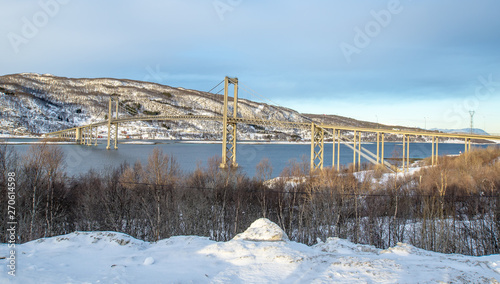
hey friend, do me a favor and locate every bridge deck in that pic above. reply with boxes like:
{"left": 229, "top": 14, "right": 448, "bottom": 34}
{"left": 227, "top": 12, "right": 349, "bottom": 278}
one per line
{"left": 45, "top": 114, "right": 500, "bottom": 141}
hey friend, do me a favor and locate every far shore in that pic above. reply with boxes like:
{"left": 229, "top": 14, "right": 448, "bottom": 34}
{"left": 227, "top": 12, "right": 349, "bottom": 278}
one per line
{"left": 1, "top": 136, "right": 498, "bottom": 146}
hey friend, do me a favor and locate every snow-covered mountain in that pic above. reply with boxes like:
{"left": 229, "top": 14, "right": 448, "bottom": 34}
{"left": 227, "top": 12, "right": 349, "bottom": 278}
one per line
{"left": 0, "top": 73, "right": 313, "bottom": 140}
{"left": 0, "top": 73, "right": 429, "bottom": 141}
{"left": 431, "top": 128, "right": 490, "bottom": 136}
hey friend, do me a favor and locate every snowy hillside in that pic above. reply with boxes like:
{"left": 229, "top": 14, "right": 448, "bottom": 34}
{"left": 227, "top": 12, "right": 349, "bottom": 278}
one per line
{"left": 0, "top": 73, "right": 431, "bottom": 142}
{"left": 0, "top": 73, "right": 309, "bottom": 140}
{"left": 1, "top": 219, "right": 499, "bottom": 283}
{"left": 431, "top": 128, "right": 490, "bottom": 136}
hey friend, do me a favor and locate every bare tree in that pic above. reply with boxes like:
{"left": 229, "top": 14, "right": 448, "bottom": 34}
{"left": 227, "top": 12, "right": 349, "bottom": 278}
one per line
{"left": 22, "top": 144, "right": 47, "bottom": 239}
{"left": 255, "top": 158, "right": 273, "bottom": 218}
{"left": 17, "top": 144, "right": 65, "bottom": 239}
{"left": 43, "top": 145, "right": 65, "bottom": 236}
{"left": 141, "top": 148, "right": 180, "bottom": 240}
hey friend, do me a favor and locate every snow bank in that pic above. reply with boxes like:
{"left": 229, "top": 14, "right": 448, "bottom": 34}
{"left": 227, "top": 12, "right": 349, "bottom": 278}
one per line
{"left": 1, "top": 220, "right": 499, "bottom": 283}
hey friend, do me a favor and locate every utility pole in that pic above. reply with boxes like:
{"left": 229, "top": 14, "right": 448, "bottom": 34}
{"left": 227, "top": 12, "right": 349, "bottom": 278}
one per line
{"left": 469, "top": 110, "right": 475, "bottom": 135}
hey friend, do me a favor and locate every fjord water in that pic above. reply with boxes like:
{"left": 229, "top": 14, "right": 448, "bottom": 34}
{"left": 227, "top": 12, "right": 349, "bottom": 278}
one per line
{"left": 5, "top": 139, "right": 492, "bottom": 178}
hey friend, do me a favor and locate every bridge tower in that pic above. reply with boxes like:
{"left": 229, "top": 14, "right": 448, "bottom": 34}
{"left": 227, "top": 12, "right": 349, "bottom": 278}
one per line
{"left": 220, "top": 77, "right": 239, "bottom": 168}
{"left": 311, "top": 123, "right": 324, "bottom": 171}
{"left": 106, "top": 94, "right": 119, "bottom": 150}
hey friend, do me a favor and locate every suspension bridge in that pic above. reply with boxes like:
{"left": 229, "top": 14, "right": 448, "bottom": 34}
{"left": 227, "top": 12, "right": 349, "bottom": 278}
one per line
{"left": 45, "top": 77, "right": 500, "bottom": 172}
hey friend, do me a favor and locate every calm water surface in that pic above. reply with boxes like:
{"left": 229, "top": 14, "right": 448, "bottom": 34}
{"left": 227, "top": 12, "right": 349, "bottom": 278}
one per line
{"left": 4, "top": 139, "right": 494, "bottom": 178}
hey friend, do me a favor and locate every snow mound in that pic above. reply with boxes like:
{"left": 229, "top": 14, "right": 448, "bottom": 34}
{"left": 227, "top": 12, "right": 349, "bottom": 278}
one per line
{"left": 2, "top": 223, "right": 500, "bottom": 283}
{"left": 27, "top": 231, "right": 145, "bottom": 250}
{"left": 143, "top": 257, "right": 155, "bottom": 265}
{"left": 315, "top": 237, "right": 379, "bottom": 255}
{"left": 232, "top": 218, "right": 289, "bottom": 242}
{"left": 380, "top": 242, "right": 433, "bottom": 257}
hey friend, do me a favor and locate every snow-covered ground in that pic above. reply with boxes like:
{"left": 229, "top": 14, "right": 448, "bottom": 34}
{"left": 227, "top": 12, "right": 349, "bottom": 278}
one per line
{"left": 1, "top": 218, "right": 499, "bottom": 283}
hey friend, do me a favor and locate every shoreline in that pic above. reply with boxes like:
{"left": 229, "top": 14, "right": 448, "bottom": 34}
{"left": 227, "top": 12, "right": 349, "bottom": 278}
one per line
{"left": 1, "top": 139, "right": 498, "bottom": 146}
{"left": 1, "top": 136, "right": 499, "bottom": 146}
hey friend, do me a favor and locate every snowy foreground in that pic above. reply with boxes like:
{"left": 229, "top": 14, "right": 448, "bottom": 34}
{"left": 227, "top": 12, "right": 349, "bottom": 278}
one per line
{"left": 1, "top": 219, "right": 500, "bottom": 283}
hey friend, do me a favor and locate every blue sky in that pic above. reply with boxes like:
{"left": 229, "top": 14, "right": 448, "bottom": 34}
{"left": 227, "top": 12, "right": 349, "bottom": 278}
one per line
{"left": 2, "top": 0, "right": 500, "bottom": 133}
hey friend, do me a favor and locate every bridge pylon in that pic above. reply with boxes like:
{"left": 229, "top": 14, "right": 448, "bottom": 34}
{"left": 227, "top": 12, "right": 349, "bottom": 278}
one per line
{"left": 311, "top": 123, "right": 324, "bottom": 171}
{"left": 220, "top": 77, "right": 239, "bottom": 169}
{"left": 106, "top": 94, "right": 119, "bottom": 150}
{"left": 75, "top": 127, "right": 82, "bottom": 143}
